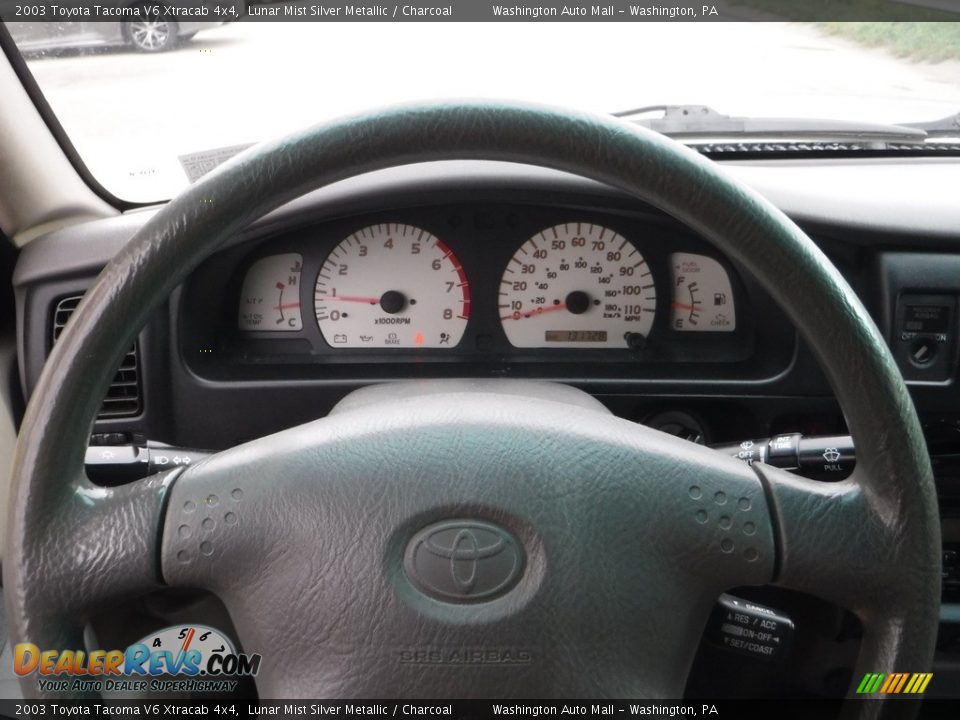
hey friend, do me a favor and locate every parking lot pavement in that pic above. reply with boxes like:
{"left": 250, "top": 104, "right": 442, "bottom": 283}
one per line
{"left": 21, "top": 20, "right": 960, "bottom": 200}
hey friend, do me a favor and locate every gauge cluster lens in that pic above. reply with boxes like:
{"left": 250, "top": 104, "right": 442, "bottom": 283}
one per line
{"left": 498, "top": 223, "right": 656, "bottom": 348}
{"left": 237, "top": 253, "right": 303, "bottom": 331}
{"left": 235, "top": 226, "right": 740, "bottom": 352}
{"left": 314, "top": 224, "right": 470, "bottom": 348}
{"left": 670, "top": 252, "right": 736, "bottom": 332}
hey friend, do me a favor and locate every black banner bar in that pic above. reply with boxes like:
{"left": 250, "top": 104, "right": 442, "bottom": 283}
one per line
{"left": 0, "top": 0, "right": 959, "bottom": 23}
{"left": 1, "top": 699, "right": 960, "bottom": 720}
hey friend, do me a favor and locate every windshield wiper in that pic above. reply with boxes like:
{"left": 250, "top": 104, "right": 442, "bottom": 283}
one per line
{"left": 902, "top": 112, "right": 960, "bottom": 139}
{"left": 614, "top": 105, "right": 943, "bottom": 145}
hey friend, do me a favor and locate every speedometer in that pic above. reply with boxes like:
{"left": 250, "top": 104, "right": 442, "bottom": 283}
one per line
{"left": 499, "top": 223, "right": 656, "bottom": 349}
{"left": 314, "top": 223, "right": 470, "bottom": 348}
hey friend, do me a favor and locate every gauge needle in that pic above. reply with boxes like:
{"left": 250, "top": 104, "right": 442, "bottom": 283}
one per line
{"left": 273, "top": 302, "right": 301, "bottom": 310}
{"left": 671, "top": 302, "right": 698, "bottom": 311}
{"left": 181, "top": 627, "right": 195, "bottom": 653}
{"left": 501, "top": 303, "right": 567, "bottom": 321}
{"left": 325, "top": 295, "right": 380, "bottom": 304}
{"left": 175, "top": 627, "right": 195, "bottom": 670}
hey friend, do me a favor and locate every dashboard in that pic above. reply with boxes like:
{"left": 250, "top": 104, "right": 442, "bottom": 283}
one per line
{"left": 10, "top": 160, "right": 903, "bottom": 452}
{"left": 10, "top": 157, "right": 960, "bottom": 698}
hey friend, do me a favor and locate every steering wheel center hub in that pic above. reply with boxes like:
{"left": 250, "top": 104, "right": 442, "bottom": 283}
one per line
{"left": 404, "top": 519, "right": 526, "bottom": 603}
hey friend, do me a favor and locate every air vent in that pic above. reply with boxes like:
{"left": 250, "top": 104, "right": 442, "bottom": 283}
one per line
{"left": 52, "top": 294, "right": 142, "bottom": 418}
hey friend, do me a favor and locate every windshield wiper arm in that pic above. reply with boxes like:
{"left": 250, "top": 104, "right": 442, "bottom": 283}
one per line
{"left": 614, "top": 105, "right": 930, "bottom": 144}
{"left": 901, "top": 111, "right": 960, "bottom": 139}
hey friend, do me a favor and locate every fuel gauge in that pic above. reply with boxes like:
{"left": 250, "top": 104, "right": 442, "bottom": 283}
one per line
{"left": 238, "top": 253, "right": 303, "bottom": 331}
{"left": 670, "top": 252, "right": 735, "bottom": 332}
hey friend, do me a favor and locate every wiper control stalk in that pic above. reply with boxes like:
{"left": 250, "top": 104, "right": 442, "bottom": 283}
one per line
{"left": 712, "top": 433, "right": 855, "bottom": 479}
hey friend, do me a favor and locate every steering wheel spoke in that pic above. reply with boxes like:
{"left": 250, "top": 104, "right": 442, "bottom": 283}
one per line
{"left": 757, "top": 462, "right": 941, "bottom": 697}
{"left": 756, "top": 466, "right": 890, "bottom": 603}
{"left": 4, "top": 469, "right": 177, "bottom": 690}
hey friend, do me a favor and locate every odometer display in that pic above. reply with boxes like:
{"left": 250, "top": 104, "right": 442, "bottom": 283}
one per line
{"left": 545, "top": 330, "right": 608, "bottom": 343}
{"left": 499, "top": 223, "right": 656, "bottom": 348}
{"left": 314, "top": 224, "right": 470, "bottom": 348}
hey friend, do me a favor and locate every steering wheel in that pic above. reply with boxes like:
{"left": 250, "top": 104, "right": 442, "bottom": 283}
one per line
{"left": 5, "top": 102, "right": 941, "bottom": 702}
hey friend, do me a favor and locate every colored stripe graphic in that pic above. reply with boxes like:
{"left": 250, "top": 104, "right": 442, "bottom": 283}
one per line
{"left": 892, "top": 673, "right": 909, "bottom": 693}
{"left": 878, "top": 674, "right": 896, "bottom": 693}
{"left": 904, "top": 674, "right": 920, "bottom": 693}
{"left": 857, "top": 673, "right": 884, "bottom": 693}
{"left": 857, "top": 672, "right": 932, "bottom": 694}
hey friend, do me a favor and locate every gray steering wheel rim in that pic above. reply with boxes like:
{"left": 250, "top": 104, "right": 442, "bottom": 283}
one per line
{"left": 5, "top": 101, "right": 940, "bottom": 703}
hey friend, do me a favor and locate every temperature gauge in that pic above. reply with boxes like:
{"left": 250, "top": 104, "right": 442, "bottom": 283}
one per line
{"left": 670, "top": 252, "right": 735, "bottom": 332}
{"left": 238, "top": 253, "right": 303, "bottom": 331}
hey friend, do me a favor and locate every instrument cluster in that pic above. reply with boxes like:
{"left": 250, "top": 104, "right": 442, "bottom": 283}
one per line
{"left": 234, "top": 215, "right": 741, "bottom": 355}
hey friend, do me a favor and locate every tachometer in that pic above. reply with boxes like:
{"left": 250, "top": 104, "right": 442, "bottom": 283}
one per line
{"left": 499, "top": 223, "right": 656, "bottom": 348}
{"left": 314, "top": 224, "right": 470, "bottom": 348}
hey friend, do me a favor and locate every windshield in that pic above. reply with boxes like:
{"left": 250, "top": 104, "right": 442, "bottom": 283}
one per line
{"left": 5, "top": 16, "right": 960, "bottom": 202}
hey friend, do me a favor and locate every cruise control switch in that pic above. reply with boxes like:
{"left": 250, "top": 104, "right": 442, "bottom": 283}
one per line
{"left": 713, "top": 433, "right": 855, "bottom": 479}
{"left": 706, "top": 594, "right": 795, "bottom": 661}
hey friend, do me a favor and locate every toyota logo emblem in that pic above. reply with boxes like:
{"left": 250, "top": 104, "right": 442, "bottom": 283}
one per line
{"left": 404, "top": 520, "right": 525, "bottom": 602}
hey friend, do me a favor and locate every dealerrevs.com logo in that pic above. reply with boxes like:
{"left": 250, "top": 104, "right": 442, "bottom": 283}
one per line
{"left": 14, "top": 625, "right": 260, "bottom": 694}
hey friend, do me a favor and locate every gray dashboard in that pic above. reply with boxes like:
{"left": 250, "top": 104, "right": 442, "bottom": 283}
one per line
{"left": 11, "top": 158, "right": 960, "bottom": 450}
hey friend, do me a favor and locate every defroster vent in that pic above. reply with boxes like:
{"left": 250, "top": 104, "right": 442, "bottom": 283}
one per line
{"left": 52, "top": 294, "right": 142, "bottom": 418}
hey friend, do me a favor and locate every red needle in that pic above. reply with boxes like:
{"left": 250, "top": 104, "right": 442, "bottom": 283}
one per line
{"left": 273, "top": 302, "right": 301, "bottom": 310}
{"left": 671, "top": 302, "right": 697, "bottom": 311}
{"left": 326, "top": 295, "right": 380, "bottom": 304}
{"left": 501, "top": 303, "right": 567, "bottom": 321}
{"left": 180, "top": 627, "right": 195, "bottom": 653}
